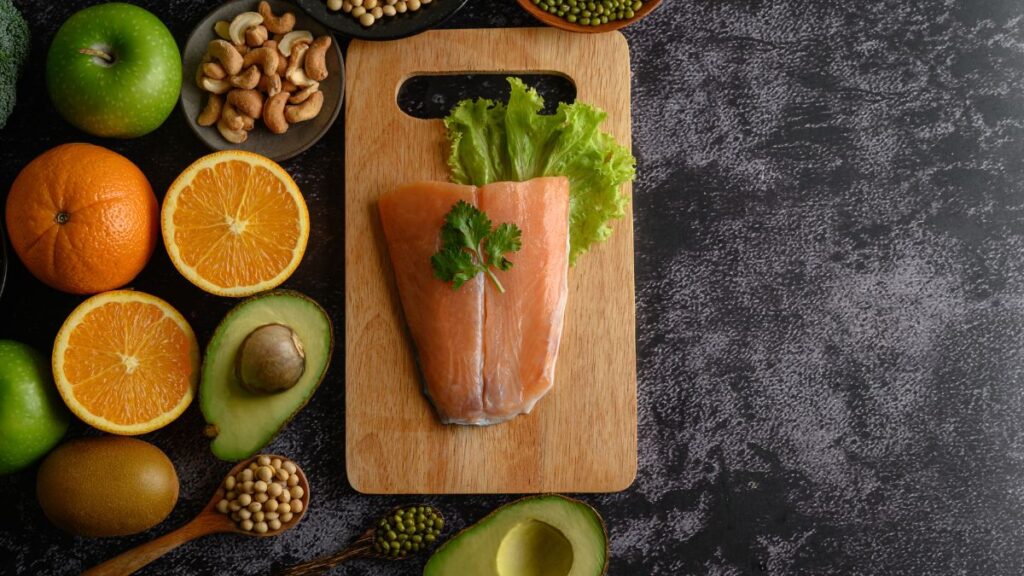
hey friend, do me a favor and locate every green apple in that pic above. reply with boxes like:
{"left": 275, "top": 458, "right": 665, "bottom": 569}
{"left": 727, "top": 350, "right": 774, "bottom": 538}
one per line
{"left": 0, "top": 340, "right": 70, "bottom": 475}
{"left": 46, "top": 3, "right": 182, "bottom": 138}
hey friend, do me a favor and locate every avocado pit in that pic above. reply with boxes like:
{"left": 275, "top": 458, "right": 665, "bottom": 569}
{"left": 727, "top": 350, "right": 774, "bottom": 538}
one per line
{"left": 236, "top": 323, "right": 306, "bottom": 394}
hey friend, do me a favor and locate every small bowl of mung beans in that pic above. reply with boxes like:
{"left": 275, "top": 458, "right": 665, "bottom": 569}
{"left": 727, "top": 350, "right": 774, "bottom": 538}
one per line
{"left": 516, "top": 0, "right": 663, "bottom": 33}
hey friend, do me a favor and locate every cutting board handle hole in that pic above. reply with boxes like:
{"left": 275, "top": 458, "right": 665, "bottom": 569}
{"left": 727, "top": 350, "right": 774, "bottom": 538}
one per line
{"left": 396, "top": 73, "right": 577, "bottom": 119}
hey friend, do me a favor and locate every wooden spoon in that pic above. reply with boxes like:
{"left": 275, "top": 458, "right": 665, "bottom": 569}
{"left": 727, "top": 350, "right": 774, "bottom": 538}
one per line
{"left": 82, "top": 454, "right": 311, "bottom": 576}
{"left": 277, "top": 505, "right": 444, "bottom": 575}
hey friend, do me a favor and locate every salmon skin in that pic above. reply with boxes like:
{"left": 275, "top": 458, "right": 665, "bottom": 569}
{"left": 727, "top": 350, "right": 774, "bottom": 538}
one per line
{"left": 378, "top": 177, "right": 570, "bottom": 425}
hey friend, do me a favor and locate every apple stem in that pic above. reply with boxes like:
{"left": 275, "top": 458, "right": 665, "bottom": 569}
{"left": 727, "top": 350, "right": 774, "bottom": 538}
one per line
{"left": 78, "top": 48, "right": 113, "bottom": 62}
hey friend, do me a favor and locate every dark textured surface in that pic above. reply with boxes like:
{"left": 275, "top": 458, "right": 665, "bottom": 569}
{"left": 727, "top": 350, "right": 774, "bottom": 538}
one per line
{"left": 3, "top": 0, "right": 1024, "bottom": 574}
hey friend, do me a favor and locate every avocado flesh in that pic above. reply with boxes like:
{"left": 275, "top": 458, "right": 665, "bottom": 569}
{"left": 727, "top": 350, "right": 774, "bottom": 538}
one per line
{"left": 200, "top": 291, "right": 332, "bottom": 461}
{"left": 424, "top": 495, "right": 607, "bottom": 576}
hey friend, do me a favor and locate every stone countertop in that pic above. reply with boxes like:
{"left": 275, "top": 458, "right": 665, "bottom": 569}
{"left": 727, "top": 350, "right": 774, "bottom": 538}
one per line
{"left": 4, "top": 0, "right": 1024, "bottom": 574}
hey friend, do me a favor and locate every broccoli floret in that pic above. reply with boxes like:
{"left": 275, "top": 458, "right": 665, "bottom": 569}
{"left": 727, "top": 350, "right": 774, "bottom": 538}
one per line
{"left": 0, "top": 0, "right": 29, "bottom": 129}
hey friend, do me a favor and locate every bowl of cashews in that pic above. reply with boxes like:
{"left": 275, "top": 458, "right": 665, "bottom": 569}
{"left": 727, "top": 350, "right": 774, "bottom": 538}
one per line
{"left": 180, "top": 0, "right": 344, "bottom": 161}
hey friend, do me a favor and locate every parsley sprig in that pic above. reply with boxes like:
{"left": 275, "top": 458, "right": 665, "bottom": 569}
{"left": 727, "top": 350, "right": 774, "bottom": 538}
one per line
{"left": 431, "top": 200, "right": 523, "bottom": 293}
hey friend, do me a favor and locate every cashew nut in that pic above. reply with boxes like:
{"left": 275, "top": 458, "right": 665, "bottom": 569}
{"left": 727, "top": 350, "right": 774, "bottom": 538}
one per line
{"left": 245, "top": 25, "right": 269, "bottom": 48}
{"left": 221, "top": 101, "right": 245, "bottom": 131}
{"left": 278, "top": 30, "right": 313, "bottom": 57}
{"left": 217, "top": 116, "right": 248, "bottom": 144}
{"left": 214, "top": 20, "right": 231, "bottom": 40}
{"left": 196, "top": 53, "right": 212, "bottom": 88}
{"left": 285, "top": 42, "right": 308, "bottom": 80}
{"left": 258, "top": 1, "right": 296, "bottom": 34}
{"left": 261, "top": 40, "right": 287, "bottom": 76}
{"left": 304, "top": 36, "right": 331, "bottom": 82}
{"left": 207, "top": 40, "right": 243, "bottom": 76}
{"left": 288, "top": 82, "right": 319, "bottom": 104}
{"left": 242, "top": 46, "right": 280, "bottom": 77}
{"left": 202, "top": 62, "right": 226, "bottom": 80}
{"left": 258, "top": 73, "right": 283, "bottom": 97}
{"left": 281, "top": 79, "right": 299, "bottom": 93}
{"left": 287, "top": 66, "right": 317, "bottom": 88}
{"left": 285, "top": 90, "right": 324, "bottom": 124}
{"left": 228, "top": 12, "right": 264, "bottom": 45}
{"left": 275, "top": 48, "right": 288, "bottom": 76}
{"left": 222, "top": 101, "right": 255, "bottom": 132}
{"left": 227, "top": 89, "right": 264, "bottom": 119}
{"left": 229, "top": 65, "right": 261, "bottom": 90}
{"left": 233, "top": 42, "right": 249, "bottom": 57}
{"left": 263, "top": 92, "right": 290, "bottom": 134}
{"left": 197, "top": 93, "right": 223, "bottom": 126}
{"left": 201, "top": 75, "right": 232, "bottom": 94}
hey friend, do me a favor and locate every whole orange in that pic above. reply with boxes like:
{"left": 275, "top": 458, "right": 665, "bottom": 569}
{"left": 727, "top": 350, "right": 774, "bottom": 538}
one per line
{"left": 5, "top": 143, "right": 158, "bottom": 294}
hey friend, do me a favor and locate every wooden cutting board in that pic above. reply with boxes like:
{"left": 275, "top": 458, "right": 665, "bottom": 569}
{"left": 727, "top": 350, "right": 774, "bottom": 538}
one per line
{"left": 344, "top": 28, "right": 636, "bottom": 494}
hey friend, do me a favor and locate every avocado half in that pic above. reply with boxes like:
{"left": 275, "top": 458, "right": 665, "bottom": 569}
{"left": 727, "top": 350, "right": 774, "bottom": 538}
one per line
{"left": 424, "top": 495, "right": 608, "bottom": 576}
{"left": 200, "top": 290, "right": 333, "bottom": 461}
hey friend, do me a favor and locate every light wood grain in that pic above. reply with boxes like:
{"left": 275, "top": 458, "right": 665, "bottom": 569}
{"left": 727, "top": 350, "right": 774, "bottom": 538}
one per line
{"left": 345, "top": 28, "right": 637, "bottom": 494}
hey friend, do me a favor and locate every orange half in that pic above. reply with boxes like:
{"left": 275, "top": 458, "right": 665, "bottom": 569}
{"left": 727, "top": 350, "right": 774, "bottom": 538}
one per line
{"left": 162, "top": 150, "right": 310, "bottom": 297}
{"left": 53, "top": 290, "right": 200, "bottom": 435}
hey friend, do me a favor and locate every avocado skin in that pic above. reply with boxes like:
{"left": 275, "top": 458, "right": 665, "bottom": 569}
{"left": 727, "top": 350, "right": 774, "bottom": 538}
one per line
{"left": 424, "top": 494, "right": 608, "bottom": 576}
{"left": 200, "top": 290, "right": 334, "bottom": 461}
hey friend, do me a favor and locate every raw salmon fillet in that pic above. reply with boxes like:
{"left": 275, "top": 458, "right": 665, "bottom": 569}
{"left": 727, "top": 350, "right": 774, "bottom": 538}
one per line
{"left": 379, "top": 177, "right": 570, "bottom": 425}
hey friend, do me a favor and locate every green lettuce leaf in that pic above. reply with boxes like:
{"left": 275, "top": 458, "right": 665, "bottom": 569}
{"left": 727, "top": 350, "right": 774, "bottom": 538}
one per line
{"left": 444, "top": 77, "right": 635, "bottom": 264}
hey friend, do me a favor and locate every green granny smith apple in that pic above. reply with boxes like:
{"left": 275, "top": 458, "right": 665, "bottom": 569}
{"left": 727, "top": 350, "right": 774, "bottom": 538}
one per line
{"left": 0, "top": 340, "right": 69, "bottom": 475}
{"left": 46, "top": 3, "right": 181, "bottom": 138}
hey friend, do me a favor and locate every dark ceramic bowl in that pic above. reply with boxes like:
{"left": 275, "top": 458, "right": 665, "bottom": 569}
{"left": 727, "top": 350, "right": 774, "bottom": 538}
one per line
{"left": 294, "top": 0, "right": 469, "bottom": 41}
{"left": 180, "top": 0, "right": 344, "bottom": 161}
